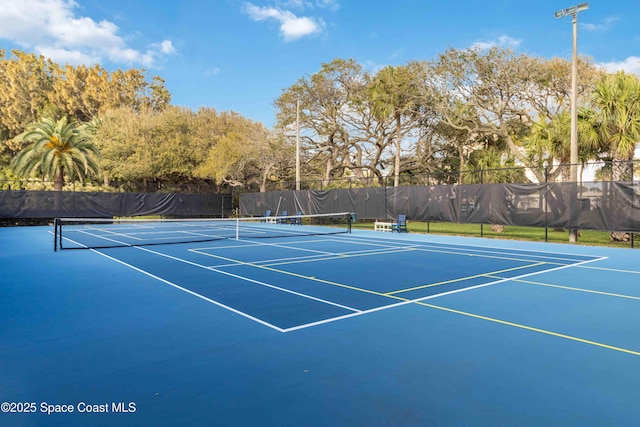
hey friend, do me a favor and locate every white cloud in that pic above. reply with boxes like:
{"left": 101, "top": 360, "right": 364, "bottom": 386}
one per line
{"left": 244, "top": 3, "right": 325, "bottom": 41}
{"left": 37, "top": 46, "right": 98, "bottom": 65}
{"left": 276, "top": 0, "right": 339, "bottom": 11}
{"left": 316, "top": 0, "right": 339, "bottom": 11}
{"left": 471, "top": 35, "right": 522, "bottom": 51}
{"left": 598, "top": 56, "right": 640, "bottom": 76}
{"left": 276, "top": 0, "right": 310, "bottom": 9}
{"left": 0, "top": 0, "right": 175, "bottom": 67}
{"left": 580, "top": 17, "right": 618, "bottom": 32}
{"left": 156, "top": 40, "right": 176, "bottom": 55}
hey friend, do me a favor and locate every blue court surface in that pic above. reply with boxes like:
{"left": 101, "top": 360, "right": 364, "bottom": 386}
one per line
{"left": 2, "top": 225, "right": 640, "bottom": 426}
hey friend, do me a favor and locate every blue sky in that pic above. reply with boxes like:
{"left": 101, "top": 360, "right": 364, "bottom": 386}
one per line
{"left": 0, "top": 0, "right": 639, "bottom": 127}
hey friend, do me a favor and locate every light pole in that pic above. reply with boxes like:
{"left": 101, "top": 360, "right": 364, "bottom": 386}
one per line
{"left": 296, "top": 97, "right": 301, "bottom": 191}
{"left": 555, "top": 2, "right": 588, "bottom": 243}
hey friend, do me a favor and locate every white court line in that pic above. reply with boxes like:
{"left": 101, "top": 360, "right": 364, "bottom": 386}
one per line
{"left": 88, "top": 248, "right": 286, "bottom": 332}
{"left": 261, "top": 247, "right": 419, "bottom": 267}
{"left": 335, "top": 233, "right": 607, "bottom": 262}
{"left": 133, "top": 246, "right": 361, "bottom": 313}
{"left": 59, "top": 234, "right": 360, "bottom": 331}
{"left": 58, "top": 230, "right": 609, "bottom": 333}
{"left": 577, "top": 264, "right": 640, "bottom": 275}
{"left": 77, "top": 228, "right": 143, "bottom": 244}
{"left": 282, "top": 255, "right": 607, "bottom": 332}
{"left": 329, "top": 234, "right": 577, "bottom": 266}
{"left": 233, "top": 237, "right": 419, "bottom": 257}
{"left": 235, "top": 238, "right": 342, "bottom": 256}
{"left": 190, "top": 245, "right": 421, "bottom": 268}
{"left": 199, "top": 253, "right": 334, "bottom": 269}
{"left": 332, "top": 235, "right": 602, "bottom": 265}
{"left": 73, "top": 226, "right": 232, "bottom": 245}
{"left": 412, "top": 244, "right": 591, "bottom": 263}
{"left": 191, "top": 238, "right": 332, "bottom": 251}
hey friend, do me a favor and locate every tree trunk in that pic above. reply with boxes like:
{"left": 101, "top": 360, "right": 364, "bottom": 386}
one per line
{"left": 53, "top": 170, "right": 64, "bottom": 216}
{"left": 612, "top": 159, "right": 633, "bottom": 182}
{"left": 260, "top": 163, "right": 274, "bottom": 193}
{"left": 322, "top": 157, "right": 334, "bottom": 188}
{"left": 457, "top": 144, "right": 466, "bottom": 184}
{"left": 53, "top": 170, "right": 64, "bottom": 191}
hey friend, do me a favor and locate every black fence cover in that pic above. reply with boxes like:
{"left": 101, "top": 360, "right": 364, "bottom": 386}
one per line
{"left": 239, "top": 181, "right": 640, "bottom": 233}
{"left": 0, "top": 191, "right": 232, "bottom": 219}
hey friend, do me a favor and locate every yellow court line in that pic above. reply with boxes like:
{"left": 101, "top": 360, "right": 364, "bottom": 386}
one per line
{"left": 416, "top": 302, "right": 640, "bottom": 357}
{"left": 205, "top": 252, "right": 408, "bottom": 301}
{"left": 508, "top": 278, "right": 640, "bottom": 301}
{"left": 386, "top": 262, "right": 547, "bottom": 295}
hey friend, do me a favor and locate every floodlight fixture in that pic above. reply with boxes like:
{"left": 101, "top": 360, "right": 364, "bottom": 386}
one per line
{"left": 554, "top": 3, "right": 589, "bottom": 19}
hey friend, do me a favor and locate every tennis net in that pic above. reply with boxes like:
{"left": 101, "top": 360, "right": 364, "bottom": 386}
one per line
{"left": 54, "top": 212, "right": 352, "bottom": 251}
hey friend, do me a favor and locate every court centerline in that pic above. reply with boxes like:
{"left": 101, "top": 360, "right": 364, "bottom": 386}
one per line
{"left": 191, "top": 244, "right": 421, "bottom": 269}
{"left": 260, "top": 247, "right": 418, "bottom": 267}
{"left": 197, "top": 250, "right": 407, "bottom": 300}
{"left": 87, "top": 248, "right": 286, "bottom": 332}
{"left": 133, "top": 246, "right": 363, "bottom": 313}
{"left": 62, "top": 233, "right": 363, "bottom": 328}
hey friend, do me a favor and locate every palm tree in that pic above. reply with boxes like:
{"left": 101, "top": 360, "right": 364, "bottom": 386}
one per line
{"left": 580, "top": 72, "right": 640, "bottom": 241}
{"left": 11, "top": 116, "right": 101, "bottom": 190}
{"left": 524, "top": 111, "right": 601, "bottom": 182}
{"left": 581, "top": 71, "right": 640, "bottom": 181}
{"left": 524, "top": 113, "right": 571, "bottom": 181}
{"left": 468, "top": 146, "right": 525, "bottom": 184}
{"left": 369, "top": 65, "right": 419, "bottom": 187}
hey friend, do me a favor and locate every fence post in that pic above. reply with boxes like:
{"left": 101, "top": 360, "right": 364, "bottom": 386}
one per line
{"left": 544, "top": 165, "right": 549, "bottom": 242}
{"left": 480, "top": 169, "right": 483, "bottom": 237}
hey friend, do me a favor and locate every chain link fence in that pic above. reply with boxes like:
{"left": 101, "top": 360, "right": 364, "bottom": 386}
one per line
{"left": 0, "top": 179, "right": 228, "bottom": 194}
{"left": 264, "top": 160, "right": 639, "bottom": 191}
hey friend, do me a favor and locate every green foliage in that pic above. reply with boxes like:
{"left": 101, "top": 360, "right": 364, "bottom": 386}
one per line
{"left": 580, "top": 71, "right": 640, "bottom": 181}
{"left": 95, "top": 107, "right": 290, "bottom": 192}
{"left": 96, "top": 106, "right": 208, "bottom": 183}
{"left": 0, "top": 49, "right": 170, "bottom": 151}
{"left": 368, "top": 64, "right": 421, "bottom": 186}
{"left": 11, "top": 116, "right": 101, "bottom": 190}
{"left": 2, "top": 46, "right": 639, "bottom": 196}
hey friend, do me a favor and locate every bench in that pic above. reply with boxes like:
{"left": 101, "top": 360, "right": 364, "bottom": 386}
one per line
{"left": 374, "top": 221, "right": 396, "bottom": 232}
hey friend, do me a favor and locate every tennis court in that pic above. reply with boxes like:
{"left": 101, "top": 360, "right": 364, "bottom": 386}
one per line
{"left": 2, "top": 219, "right": 640, "bottom": 426}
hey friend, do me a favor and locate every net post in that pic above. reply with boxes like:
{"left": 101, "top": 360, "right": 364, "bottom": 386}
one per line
{"left": 54, "top": 218, "right": 58, "bottom": 252}
{"left": 235, "top": 216, "right": 239, "bottom": 240}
